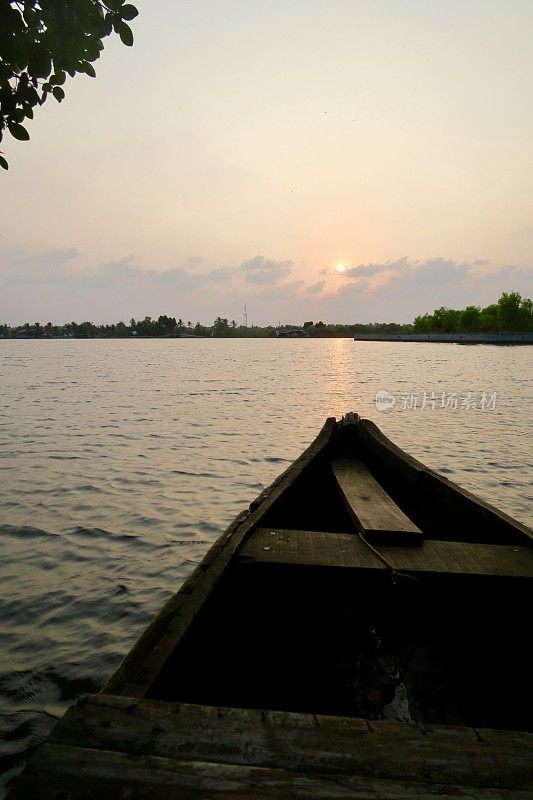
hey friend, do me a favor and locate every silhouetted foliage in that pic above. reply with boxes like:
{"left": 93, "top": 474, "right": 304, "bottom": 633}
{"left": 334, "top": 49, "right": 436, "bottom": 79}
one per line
{"left": 413, "top": 292, "right": 533, "bottom": 334}
{"left": 0, "top": 0, "right": 139, "bottom": 169}
{"left": 1, "top": 291, "right": 531, "bottom": 338}
{"left": 212, "top": 317, "right": 230, "bottom": 337}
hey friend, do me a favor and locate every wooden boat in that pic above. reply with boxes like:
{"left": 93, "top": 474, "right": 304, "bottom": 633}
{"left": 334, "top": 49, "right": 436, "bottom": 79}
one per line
{"left": 9, "top": 413, "right": 533, "bottom": 799}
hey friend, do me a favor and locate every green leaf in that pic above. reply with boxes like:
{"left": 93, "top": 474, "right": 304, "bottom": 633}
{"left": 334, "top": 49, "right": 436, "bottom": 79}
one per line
{"left": 0, "top": 155, "right": 7, "bottom": 171}
{"left": 8, "top": 122, "right": 30, "bottom": 140}
{"left": 13, "top": 108, "right": 25, "bottom": 123}
{"left": 50, "top": 70, "right": 66, "bottom": 85}
{"left": 101, "top": 14, "right": 113, "bottom": 36}
{"left": 1, "top": 95, "right": 17, "bottom": 114}
{"left": 84, "top": 44, "right": 102, "bottom": 62}
{"left": 83, "top": 62, "right": 96, "bottom": 78}
{"left": 23, "top": 86, "right": 40, "bottom": 106}
{"left": 121, "top": 4, "right": 139, "bottom": 21}
{"left": 116, "top": 21, "right": 134, "bottom": 46}
{"left": 27, "top": 51, "right": 52, "bottom": 80}
{"left": 52, "top": 86, "right": 65, "bottom": 102}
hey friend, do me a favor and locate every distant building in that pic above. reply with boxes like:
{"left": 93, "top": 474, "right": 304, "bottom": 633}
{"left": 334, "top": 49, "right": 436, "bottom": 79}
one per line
{"left": 276, "top": 328, "right": 310, "bottom": 338}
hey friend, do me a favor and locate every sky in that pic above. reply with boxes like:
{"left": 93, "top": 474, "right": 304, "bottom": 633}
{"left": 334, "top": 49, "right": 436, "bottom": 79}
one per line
{"left": 1, "top": 0, "right": 533, "bottom": 325}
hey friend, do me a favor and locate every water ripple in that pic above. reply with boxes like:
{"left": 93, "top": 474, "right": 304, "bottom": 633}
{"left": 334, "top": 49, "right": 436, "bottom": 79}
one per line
{"left": 0, "top": 338, "right": 531, "bottom": 796}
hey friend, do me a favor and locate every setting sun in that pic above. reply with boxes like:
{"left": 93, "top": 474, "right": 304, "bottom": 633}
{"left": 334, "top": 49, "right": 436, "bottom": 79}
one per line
{"left": 336, "top": 264, "right": 346, "bottom": 273}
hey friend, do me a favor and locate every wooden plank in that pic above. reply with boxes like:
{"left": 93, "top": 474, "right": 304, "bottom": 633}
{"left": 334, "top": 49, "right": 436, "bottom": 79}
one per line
{"left": 238, "top": 528, "right": 533, "bottom": 578}
{"left": 331, "top": 459, "right": 423, "bottom": 544}
{"left": 355, "top": 419, "right": 533, "bottom": 547}
{"left": 42, "top": 695, "right": 533, "bottom": 791}
{"left": 104, "top": 418, "right": 337, "bottom": 698}
{"left": 239, "top": 528, "right": 381, "bottom": 570}
{"left": 12, "top": 743, "right": 529, "bottom": 800}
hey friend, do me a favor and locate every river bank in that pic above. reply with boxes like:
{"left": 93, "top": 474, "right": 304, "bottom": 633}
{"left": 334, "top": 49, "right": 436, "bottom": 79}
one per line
{"left": 353, "top": 332, "right": 533, "bottom": 344}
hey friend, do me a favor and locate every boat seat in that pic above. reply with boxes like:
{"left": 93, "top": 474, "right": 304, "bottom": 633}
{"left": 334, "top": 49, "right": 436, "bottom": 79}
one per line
{"left": 331, "top": 459, "right": 423, "bottom": 544}
{"left": 237, "top": 528, "right": 533, "bottom": 578}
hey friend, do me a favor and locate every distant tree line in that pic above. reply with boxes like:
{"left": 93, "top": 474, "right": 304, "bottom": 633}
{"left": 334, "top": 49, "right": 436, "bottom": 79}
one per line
{"left": 412, "top": 292, "right": 533, "bottom": 333}
{"left": 300, "top": 321, "right": 408, "bottom": 338}
{"left": 0, "top": 316, "right": 201, "bottom": 338}
{"left": 0, "top": 317, "right": 410, "bottom": 338}
{"left": 1, "top": 292, "right": 531, "bottom": 338}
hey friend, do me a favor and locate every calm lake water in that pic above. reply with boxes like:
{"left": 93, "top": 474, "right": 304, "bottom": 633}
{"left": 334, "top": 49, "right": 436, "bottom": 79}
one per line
{"left": 1, "top": 338, "right": 532, "bottom": 793}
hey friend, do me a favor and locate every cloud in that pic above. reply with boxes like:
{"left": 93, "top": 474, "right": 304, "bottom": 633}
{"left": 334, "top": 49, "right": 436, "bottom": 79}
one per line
{"left": 317, "top": 257, "right": 533, "bottom": 322}
{"left": 67, "top": 257, "right": 144, "bottom": 289}
{"left": 100, "top": 257, "right": 143, "bottom": 278}
{"left": 1, "top": 248, "right": 531, "bottom": 326}
{"left": 343, "top": 257, "right": 470, "bottom": 288}
{"left": 304, "top": 280, "right": 326, "bottom": 294}
{"left": 241, "top": 256, "right": 293, "bottom": 285}
{"left": 2, "top": 248, "right": 80, "bottom": 286}
{"left": 206, "top": 267, "right": 236, "bottom": 283}
{"left": 247, "top": 280, "right": 305, "bottom": 303}
{"left": 184, "top": 257, "right": 203, "bottom": 269}
{"left": 11, "top": 248, "right": 79, "bottom": 268}
{"left": 344, "top": 262, "right": 398, "bottom": 279}
{"left": 150, "top": 267, "right": 199, "bottom": 289}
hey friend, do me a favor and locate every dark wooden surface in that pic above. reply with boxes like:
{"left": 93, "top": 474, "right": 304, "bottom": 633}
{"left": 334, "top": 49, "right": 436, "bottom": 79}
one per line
{"left": 238, "top": 528, "right": 533, "bottom": 577}
{"left": 8, "top": 695, "right": 533, "bottom": 799}
{"left": 331, "top": 458, "right": 423, "bottom": 544}
{"left": 12, "top": 745, "right": 532, "bottom": 799}
{"left": 355, "top": 418, "right": 533, "bottom": 547}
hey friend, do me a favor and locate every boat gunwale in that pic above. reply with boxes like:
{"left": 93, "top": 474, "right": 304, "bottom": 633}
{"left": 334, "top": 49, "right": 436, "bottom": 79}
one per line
{"left": 357, "top": 418, "right": 533, "bottom": 544}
